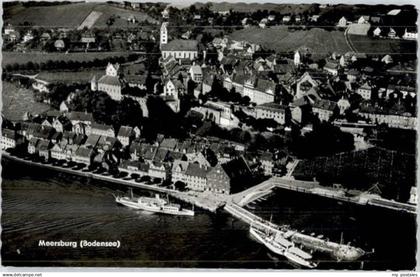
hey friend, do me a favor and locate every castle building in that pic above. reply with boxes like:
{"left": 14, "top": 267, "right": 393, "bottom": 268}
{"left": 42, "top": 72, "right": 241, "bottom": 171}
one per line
{"left": 162, "top": 79, "right": 184, "bottom": 113}
{"left": 91, "top": 63, "right": 123, "bottom": 101}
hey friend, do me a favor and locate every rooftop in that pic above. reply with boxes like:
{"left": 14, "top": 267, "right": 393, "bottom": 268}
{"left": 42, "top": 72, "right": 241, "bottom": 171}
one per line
{"left": 312, "top": 99, "right": 337, "bottom": 111}
{"left": 256, "top": 102, "right": 287, "bottom": 112}
{"left": 75, "top": 146, "right": 94, "bottom": 158}
{"left": 117, "top": 126, "right": 134, "bottom": 138}
{"left": 185, "top": 162, "right": 209, "bottom": 178}
{"left": 98, "top": 75, "right": 122, "bottom": 87}
{"left": 92, "top": 122, "right": 114, "bottom": 131}
{"left": 161, "top": 39, "right": 198, "bottom": 52}
{"left": 67, "top": 111, "right": 93, "bottom": 122}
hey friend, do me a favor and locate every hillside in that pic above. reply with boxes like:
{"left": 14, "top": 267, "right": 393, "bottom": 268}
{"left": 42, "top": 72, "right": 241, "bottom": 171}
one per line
{"left": 193, "top": 2, "right": 317, "bottom": 14}
{"left": 4, "top": 2, "right": 158, "bottom": 29}
{"left": 229, "top": 26, "right": 351, "bottom": 59}
{"left": 348, "top": 34, "right": 417, "bottom": 58}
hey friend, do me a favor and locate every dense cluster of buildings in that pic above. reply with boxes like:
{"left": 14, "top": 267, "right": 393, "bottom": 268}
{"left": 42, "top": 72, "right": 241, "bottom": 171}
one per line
{"left": 148, "top": 11, "right": 416, "bottom": 135}
{"left": 154, "top": 20, "right": 416, "bottom": 133}
{"left": 3, "top": 20, "right": 157, "bottom": 52}
{"left": 1, "top": 5, "right": 417, "bottom": 198}
{"left": 3, "top": 109, "right": 289, "bottom": 195}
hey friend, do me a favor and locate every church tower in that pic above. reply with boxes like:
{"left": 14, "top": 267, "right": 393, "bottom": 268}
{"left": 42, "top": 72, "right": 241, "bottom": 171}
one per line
{"left": 160, "top": 22, "right": 168, "bottom": 47}
{"left": 91, "top": 75, "right": 97, "bottom": 91}
{"left": 294, "top": 50, "right": 301, "bottom": 66}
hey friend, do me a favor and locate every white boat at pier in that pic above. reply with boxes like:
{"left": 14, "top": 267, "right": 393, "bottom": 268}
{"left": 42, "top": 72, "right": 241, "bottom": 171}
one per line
{"left": 115, "top": 190, "right": 195, "bottom": 216}
{"left": 250, "top": 226, "right": 317, "bottom": 269}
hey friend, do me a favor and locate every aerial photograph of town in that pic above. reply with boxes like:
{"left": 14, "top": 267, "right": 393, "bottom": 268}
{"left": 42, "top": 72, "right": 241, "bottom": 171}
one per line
{"left": 0, "top": 0, "right": 418, "bottom": 272}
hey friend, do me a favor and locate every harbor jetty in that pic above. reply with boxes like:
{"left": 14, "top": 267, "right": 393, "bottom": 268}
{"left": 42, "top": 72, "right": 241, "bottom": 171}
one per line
{"left": 1, "top": 152, "right": 404, "bottom": 262}
{"left": 224, "top": 202, "right": 365, "bottom": 261}
{"left": 231, "top": 176, "right": 416, "bottom": 214}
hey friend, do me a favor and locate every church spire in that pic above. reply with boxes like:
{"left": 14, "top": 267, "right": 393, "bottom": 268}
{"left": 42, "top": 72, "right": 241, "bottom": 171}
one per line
{"left": 160, "top": 22, "right": 168, "bottom": 47}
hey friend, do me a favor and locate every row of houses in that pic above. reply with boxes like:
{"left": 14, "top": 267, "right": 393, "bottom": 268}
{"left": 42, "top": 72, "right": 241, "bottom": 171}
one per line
{"left": 2, "top": 118, "right": 262, "bottom": 194}
{"left": 372, "top": 27, "right": 417, "bottom": 40}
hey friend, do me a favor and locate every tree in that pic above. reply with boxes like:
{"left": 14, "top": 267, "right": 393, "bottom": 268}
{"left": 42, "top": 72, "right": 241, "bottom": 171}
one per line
{"left": 289, "top": 122, "right": 355, "bottom": 158}
{"left": 145, "top": 71, "right": 155, "bottom": 93}
{"left": 241, "top": 96, "right": 251, "bottom": 106}
{"left": 112, "top": 97, "right": 143, "bottom": 128}
{"left": 174, "top": 181, "right": 187, "bottom": 191}
{"left": 91, "top": 91, "right": 117, "bottom": 125}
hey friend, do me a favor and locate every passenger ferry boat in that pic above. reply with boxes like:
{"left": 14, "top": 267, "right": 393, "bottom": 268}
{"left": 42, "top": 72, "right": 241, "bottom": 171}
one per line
{"left": 115, "top": 190, "right": 194, "bottom": 216}
{"left": 250, "top": 226, "right": 317, "bottom": 269}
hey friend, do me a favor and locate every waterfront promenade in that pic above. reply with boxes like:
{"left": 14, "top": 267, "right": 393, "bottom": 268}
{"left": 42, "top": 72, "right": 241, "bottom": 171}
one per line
{"left": 3, "top": 151, "right": 415, "bottom": 215}
{"left": 2, "top": 152, "right": 223, "bottom": 212}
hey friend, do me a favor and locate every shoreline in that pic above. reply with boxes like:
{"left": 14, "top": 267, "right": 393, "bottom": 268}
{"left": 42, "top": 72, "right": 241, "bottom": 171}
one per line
{"left": 1, "top": 152, "right": 223, "bottom": 213}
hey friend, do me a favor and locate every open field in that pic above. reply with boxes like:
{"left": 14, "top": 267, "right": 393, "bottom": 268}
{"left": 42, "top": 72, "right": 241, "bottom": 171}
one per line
{"left": 4, "top": 2, "right": 158, "bottom": 29}
{"left": 2, "top": 51, "right": 133, "bottom": 66}
{"left": 4, "top": 2, "right": 94, "bottom": 28}
{"left": 77, "top": 11, "right": 103, "bottom": 30}
{"left": 2, "top": 81, "right": 52, "bottom": 121}
{"left": 229, "top": 26, "right": 351, "bottom": 59}
{"left": 90, "top": 4, "right": 159, "bottom": 28}
{"left": 348, "top": 35, "right": 417, "bottom": 56}
{"left": 36, "top": 69, "right": 105, "bottom": 84}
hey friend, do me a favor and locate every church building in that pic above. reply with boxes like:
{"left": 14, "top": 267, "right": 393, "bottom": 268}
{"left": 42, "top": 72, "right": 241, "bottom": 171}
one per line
{"left": 160, "top": 22, "right": 198, "bottom": 60}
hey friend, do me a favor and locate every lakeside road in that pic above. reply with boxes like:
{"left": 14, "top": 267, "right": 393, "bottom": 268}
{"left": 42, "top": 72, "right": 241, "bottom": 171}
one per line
{"left": 1, "top": 152, "right": 224, "bottom": 213}
{"left": 4, "top": 151, "right": 415, "bottom": 217}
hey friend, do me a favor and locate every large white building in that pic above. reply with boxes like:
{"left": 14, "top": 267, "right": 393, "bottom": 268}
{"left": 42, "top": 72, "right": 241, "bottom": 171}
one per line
{"left": 243, "top": 77, "right": 276, "bottom": 105}
{"left": 255, "top": 102, "right": 287, "bottom": 124}
{"left": 1, "top": 129, "right": 17, "bottom": 150}
{"left": 92, "top": 63, "right": 123, "bottom": 101}
{"left": 191, "top": 101, "right": 239, "bottom": 127}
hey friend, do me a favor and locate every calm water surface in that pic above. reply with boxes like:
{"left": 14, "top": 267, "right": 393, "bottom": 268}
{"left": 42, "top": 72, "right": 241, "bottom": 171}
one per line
{"left": 1, "top": 159, "right": 416, "bottom": 270}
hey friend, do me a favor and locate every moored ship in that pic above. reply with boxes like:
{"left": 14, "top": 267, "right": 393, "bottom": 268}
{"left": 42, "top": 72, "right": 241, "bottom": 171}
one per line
{"left": 249, "top": 226, "right": 317, "bottom": 268}
{"left": 115, "top": 190, "right": 195, "bottom": 216}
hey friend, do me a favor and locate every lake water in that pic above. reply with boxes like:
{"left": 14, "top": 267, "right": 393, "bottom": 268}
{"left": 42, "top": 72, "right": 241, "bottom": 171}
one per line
{"left": 1, "top": 158, "right": 416, "bottom": 270}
